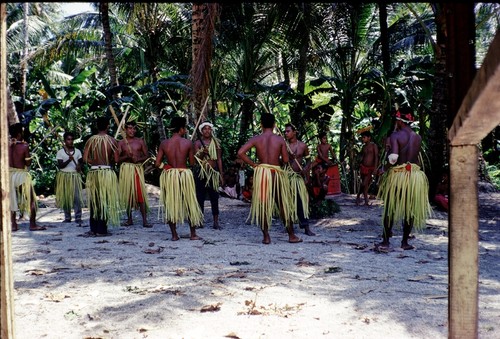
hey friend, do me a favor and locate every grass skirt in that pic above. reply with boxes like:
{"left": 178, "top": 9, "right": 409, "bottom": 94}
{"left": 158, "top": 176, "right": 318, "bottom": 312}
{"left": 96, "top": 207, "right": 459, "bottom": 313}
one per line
{"left": 249, "top": 164, "right": 293, "bottom": 229}
{"left": 377, "top": 163, "right": 432, "bottom": 231}
{"left": 9, "top": 168, "right": 36, "bottom": 215}
{"left": 159, "top": 168, "right": 203, "bottom": 227}
{"left": 86, "top": 168, "right": 121, "bottom": 226}
{"left": 287, "top": 168, "right": 310, "bottom": 222}
{"left": 55, "top": 171, "right": 83, "bottom": 211}
{"left": 119, "top": 162, "right": 150, "bottom": 212}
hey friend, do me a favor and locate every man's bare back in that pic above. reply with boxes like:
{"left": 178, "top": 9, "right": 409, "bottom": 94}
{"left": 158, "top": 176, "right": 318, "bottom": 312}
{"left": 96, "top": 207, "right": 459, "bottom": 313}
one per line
{"left": 390, "top": 127, "right": 421, "bottom": 165}
{"left": 157, "top": 135, "right": 194, "bottom": 168}
{"left": 238, "top": 131, "right": 288, "bottom": 167}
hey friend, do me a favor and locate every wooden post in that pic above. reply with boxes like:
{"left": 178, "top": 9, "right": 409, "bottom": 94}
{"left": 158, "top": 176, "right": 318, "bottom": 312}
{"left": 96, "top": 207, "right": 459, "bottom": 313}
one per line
{"left": 448, "top": 145, "right": 479, "bottom": 338}
{"left": 1, "top": 3, "right": 16, "bottom": 338}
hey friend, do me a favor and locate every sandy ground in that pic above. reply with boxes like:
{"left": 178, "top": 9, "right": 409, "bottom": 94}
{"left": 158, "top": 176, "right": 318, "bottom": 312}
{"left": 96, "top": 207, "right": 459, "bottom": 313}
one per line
{"left": 10, "top": 185, "right": 500, "bottom": 339}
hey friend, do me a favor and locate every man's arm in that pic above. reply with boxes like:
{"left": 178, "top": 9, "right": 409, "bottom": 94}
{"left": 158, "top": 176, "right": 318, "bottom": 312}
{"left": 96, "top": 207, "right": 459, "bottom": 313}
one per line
{"left": 237, "top": 139, "right": 257, "bottom": 168}
{"left": 188, "top": 141, "right": 195, "bottom": 167}
{"left": 155, "top": 144, "right": 165, "bottom": 168}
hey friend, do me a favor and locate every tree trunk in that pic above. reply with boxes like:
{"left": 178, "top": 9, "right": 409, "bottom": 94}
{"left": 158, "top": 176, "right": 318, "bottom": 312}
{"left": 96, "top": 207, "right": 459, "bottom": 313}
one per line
{"left": 190, "top": 3, "right": 219, "bottom": 125}
{"left": 291, "top": 3, "right": 310, "bottom": 131}
{"left": 99, "top": 2, "right": 120, "bottom": 96}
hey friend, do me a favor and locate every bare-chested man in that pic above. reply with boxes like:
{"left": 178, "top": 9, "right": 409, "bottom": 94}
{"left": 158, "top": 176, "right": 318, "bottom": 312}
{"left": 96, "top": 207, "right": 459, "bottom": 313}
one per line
{"left": 9, "top": 123, "right": 46, "bottom": 231}
{"left": 237, "top": 113, "right": 302, "bottom": 244}
{"left": 155, "top": 116, "right": 203, "bottom": 241}
{"left": 83, "top": 116, "right": 121, "bottom": 236}
{"left": 194, "top": 121, "right": 224, "bottom": 229}
{"left": 117, "top": 120, "right": 151, "bottom": 228}
{"left": 284, "top": 123, "right": 315, "bottom": 236}
{"left": 377, "top": 108, "right": 432, "bottom": 250}
{"left": 356, "top": 131, "right": 379, "bottom": 206}
{"left": 312, "top": 132, "right": 337, "bottom": 169}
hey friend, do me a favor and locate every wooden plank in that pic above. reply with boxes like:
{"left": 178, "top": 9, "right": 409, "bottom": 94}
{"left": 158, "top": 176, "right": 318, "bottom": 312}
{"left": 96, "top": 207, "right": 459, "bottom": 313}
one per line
{"left": 449, "top": 29, "right": 500, "bottom": 145}
{"left": 449, "top": 145, "right": 479, "bottom": 338}
{"left": 0, "top": 3, "right": 16, "bottom": 339}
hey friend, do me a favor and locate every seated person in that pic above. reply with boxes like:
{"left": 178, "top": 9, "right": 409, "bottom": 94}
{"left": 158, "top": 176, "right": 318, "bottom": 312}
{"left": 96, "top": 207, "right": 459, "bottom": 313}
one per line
{"left": 309, "top": 162, "right": 330, "bottom": 203}
{"left": 219, "top": 166, "right": 240, "bottom": 199}
{"left": 241, "top": 175, "right": 253, "bottom": 203}
{"left": 434, "top": 171, "right": 449, "bottom": 212}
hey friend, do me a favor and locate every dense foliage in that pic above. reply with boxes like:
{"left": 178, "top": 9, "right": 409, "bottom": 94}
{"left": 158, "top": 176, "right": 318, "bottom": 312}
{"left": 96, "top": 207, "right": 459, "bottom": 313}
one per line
{"left": 5, "top": 3, "right": 500, "bottom": 198}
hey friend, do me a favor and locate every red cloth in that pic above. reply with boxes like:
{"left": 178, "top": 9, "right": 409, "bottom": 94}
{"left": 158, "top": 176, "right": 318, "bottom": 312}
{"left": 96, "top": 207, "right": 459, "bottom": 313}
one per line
{"left": 434, "top": 194, "right": 448, "bottom": 212}
{"left": 134, "top": 169, "right": 145, "bottom": 203}
{"left": 360, "top": 164, "right": 375, "bottom": 176}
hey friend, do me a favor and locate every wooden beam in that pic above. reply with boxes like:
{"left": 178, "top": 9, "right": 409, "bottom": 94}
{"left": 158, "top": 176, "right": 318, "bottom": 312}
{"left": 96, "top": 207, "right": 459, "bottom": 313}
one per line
{"left": 449, "top": 29, "right": 500, "bottom": 145}
{"left": 0, "top": 3, "right": 16, "bottom": 338}
{"left": 449, "top": 145, "right": 479, "bottom": 338}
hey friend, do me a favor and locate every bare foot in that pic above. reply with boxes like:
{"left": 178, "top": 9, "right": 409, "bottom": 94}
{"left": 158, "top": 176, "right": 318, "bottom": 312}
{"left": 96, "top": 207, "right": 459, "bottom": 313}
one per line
{"left": 262, "top": 234, "right": 271, "bottom": 244}
{"left": 376, "top": 241, "right": 390, "bottom": 249}
{"left": 304, "top": 227, "right": 316, "bottom": 236}
{"left": 29, "top": 225, "right": 47, "bottom": 231}
{"left": 289, "top": 235, "right": 303, "bottom": 243}
{"left": 355, "top": 197, "right": 361, "bottom": 206}
{"left": 171, "top": 235, "right": 180, "bottom": 241}
{"left": 401, "top": 243, "right": 415, "bottom": 250}
{"left": 190, "top": 235, "right": 202, "bottom": 240}
{"left": 143, "top": 223, "right": 153, "bottom": 228}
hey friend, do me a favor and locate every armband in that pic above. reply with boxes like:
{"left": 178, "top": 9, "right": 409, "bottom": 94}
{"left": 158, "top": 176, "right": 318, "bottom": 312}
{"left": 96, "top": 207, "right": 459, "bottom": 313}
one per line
{"left": 388, "top": 153, "right": 399, "bottom": 165}
{"left": 24, "top": 157, "right": 32, "bottom": 161}
{"left": 158, "top": 163, "right": 164, "bottom": 169}
{"left": 304, "top": 154, "right": 311, "bottom": 159}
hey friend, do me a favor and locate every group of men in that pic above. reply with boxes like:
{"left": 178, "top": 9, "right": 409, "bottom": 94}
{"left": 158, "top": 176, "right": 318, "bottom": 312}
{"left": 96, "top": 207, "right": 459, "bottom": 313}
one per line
{"left": 9, "top": 106, "right": 431, "bottom": 249}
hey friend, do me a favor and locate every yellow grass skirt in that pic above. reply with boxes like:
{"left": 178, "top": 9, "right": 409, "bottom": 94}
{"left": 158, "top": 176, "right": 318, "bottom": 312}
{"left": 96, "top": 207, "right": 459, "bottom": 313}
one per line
{"left": 86, "top": 168, "right": 121, "bottom": 226}
{"left": 195, "top": 158, "right": 221, "bottom": 190}
{"left": 118, "top": 162, "right": 150, "bottom": 212}
{"left": 55, "top": 171, "right": 83, "bottom": 211}
{"left": 159, "top": 168, "right": 203, "bottom": 227}
{"left": 9, "top": 168, "right": 36, "bottom": 215}
{"left": 249, "top": 164, "right": 293, "bottom": 229}
{"left": 377, "top": 163, "right": 432, "bottom": 231}
{"left": 288, "top": 169, "right": 310, "bottom": 222}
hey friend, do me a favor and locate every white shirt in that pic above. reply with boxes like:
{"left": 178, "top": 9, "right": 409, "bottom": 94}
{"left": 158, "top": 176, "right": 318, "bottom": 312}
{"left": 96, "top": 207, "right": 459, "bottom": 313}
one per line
{"left": 56, "top": 147, "right": 82, "bottom": 172}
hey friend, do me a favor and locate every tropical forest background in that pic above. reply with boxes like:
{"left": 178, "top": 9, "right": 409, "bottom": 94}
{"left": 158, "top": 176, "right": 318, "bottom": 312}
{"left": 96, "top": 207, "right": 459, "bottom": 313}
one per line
{"left": 5, "top": 3, "right": 500, "bottom": 199}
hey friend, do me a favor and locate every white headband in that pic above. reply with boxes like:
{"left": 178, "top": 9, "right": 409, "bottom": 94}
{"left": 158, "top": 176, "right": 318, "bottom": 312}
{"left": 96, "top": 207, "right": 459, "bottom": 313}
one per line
{"left": 199, "top": 122, "right": 214, "bottom": 132}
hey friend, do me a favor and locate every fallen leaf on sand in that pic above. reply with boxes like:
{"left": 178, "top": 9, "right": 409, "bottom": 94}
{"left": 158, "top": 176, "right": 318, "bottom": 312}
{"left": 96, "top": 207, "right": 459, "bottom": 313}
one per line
{"left": 200, "top": 303, "right": 222, "bottom": 312}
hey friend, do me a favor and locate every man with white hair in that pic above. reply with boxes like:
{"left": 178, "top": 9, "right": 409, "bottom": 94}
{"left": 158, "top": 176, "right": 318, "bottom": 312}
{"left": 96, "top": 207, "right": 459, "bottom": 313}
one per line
{"left": 377, "top": 107, "right": 432, "bottom": 250}
{"left": 194, "top": 121, "right": 225, "bottom": 229}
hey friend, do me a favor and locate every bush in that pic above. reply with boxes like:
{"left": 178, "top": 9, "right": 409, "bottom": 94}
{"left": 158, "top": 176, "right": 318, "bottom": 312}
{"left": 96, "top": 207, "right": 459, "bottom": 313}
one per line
{"left": 309, "top": 199, "right": 341, "bottom": 219}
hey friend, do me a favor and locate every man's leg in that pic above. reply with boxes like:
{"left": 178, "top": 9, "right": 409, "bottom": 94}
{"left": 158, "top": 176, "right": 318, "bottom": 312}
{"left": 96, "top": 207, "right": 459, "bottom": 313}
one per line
{"left": 401, "top": 219, "right": 415, "bottom": 250}
{"left": 379, "top": 215, "right": 392, "bottom": 247}
{"left": 74, "top": 189, "right": 82, "bottom": 225}
{"left": 286, "top": 222, "right": 303, "bottom": 243}
{"left": 140, "top": 202, "right": 152, "bottom": 227}
{"left": 194, "top": 176, "right": 206, "bottom": 228}
{"left": 208, "top": 187, "right": 221, "bottom": 229}
{"left": 168, "top": 222, "right": 179, "bottom": 241}
{"left": 189, "top": 224, "right": 202, "bottom": 240}
{"left": 29, "top": 192, "right": 46, "bottom": 231}
{"left": 11, "top": 212, "right": 18, "bottom": 231}
{"left": 297, "top": 195, "right": 315, "bottom": 236}
{"left": 262, "top": 223, "right": 271, "bottom": 244}
{"left": 362, "top": 175, "right": 371, "bottom": 205}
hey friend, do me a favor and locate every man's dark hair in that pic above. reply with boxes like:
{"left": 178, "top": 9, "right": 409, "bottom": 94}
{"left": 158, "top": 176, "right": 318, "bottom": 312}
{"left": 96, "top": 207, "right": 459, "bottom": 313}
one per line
{"left": 96, "top": 117, "right": 110, "bottom": 131}
{"left": 63, "top": 131, "right": 75, "bottom": 140}
{"left": 125, "top": 120, "right": 137, "bottom": 128}
{"left": 170, "top": 116, "right": 186, "bottom": 133}
{"left": 318, "top": 132, "right": 327, "bottom": 139}
{"left": 9, "top": 123, "right": 23, "bottom": 138}
{"left": 285, "top": 123, "right": 296, "bottom": 131}
{"left": 360, "top": 131, "right": 371, "bottom": 138}
{"left": 261, "top": 113, "right": 275, "bottom": 129}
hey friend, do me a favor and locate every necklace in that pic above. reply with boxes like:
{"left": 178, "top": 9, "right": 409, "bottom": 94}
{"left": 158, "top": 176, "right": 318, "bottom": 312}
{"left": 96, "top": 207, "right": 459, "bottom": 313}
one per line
{"left": 64, "top": 147, "right": 75, "bottom": 157}
{"left": 289, "top": 141, "right": 299, "bottom": 155}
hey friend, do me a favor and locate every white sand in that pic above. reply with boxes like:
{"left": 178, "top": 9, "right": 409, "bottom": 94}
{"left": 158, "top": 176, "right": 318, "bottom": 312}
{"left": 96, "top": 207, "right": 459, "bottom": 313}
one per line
{"left": 10, "top": 187, "right": 500, "bottom": 339}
